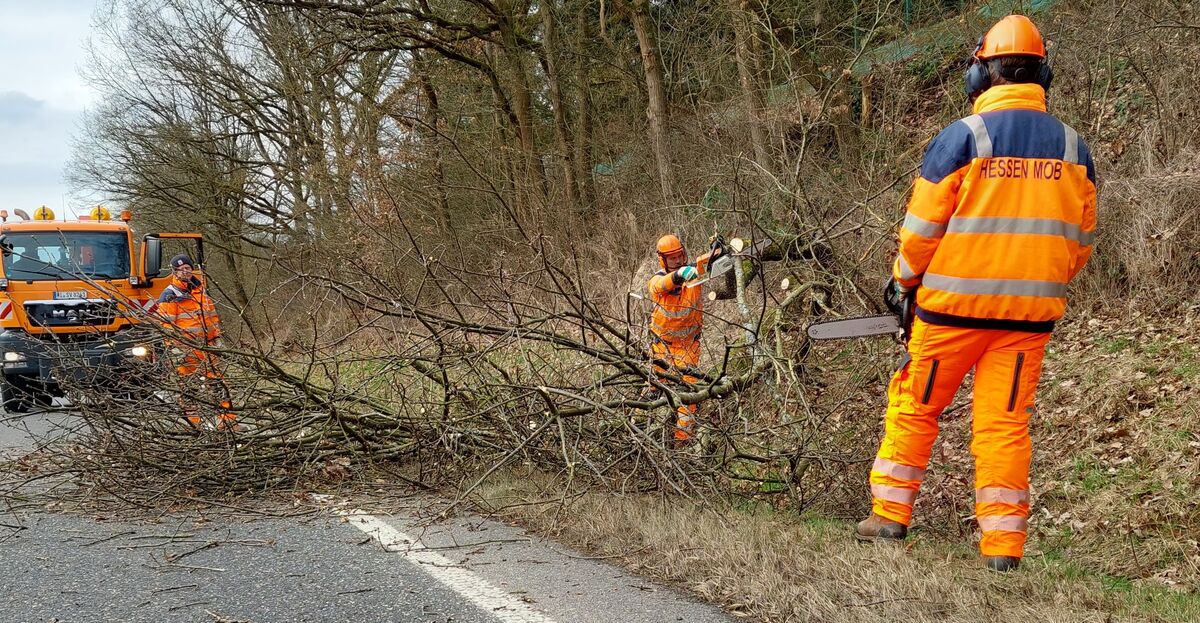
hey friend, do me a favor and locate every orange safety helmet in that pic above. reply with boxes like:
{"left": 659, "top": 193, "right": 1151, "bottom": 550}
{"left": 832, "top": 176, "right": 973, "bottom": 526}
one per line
{"left": 656, "top": 234, "right": 687, "bottom": 270}
{"left": 975, "top": 15, "right": 1046, "bottom": 60}
{"left": 965, "top": 15, "right": 1052, "bottom": 101}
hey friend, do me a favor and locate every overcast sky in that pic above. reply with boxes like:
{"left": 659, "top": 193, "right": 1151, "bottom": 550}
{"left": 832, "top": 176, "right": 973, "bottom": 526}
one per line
{"left": 0, "top": 0, "right": 100, "bottom": 217}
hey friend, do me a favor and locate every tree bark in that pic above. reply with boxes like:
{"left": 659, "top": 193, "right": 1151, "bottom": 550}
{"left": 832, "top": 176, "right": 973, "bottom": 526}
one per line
{"left": 629, "top": 0, "right": 673, "bottom": 203}
{"left": 538, "top": 0, "right": 579, "bottom": 208}
{"left": 496, "top": 4, "right": 546, "bottom": 212}
{"left": 728, "top": 0, "right": 772, "bottom": 173}
{"left": 573, "top": 7, "right": 597, "bottom": 211}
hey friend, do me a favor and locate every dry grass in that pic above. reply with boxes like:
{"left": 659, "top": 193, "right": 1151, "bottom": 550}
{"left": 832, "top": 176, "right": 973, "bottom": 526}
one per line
{"left": 445, "top": 310, "right": 1200, "bottom": 622}
{"left": 470, "top": 467, "right": 1197, "bottom": 622}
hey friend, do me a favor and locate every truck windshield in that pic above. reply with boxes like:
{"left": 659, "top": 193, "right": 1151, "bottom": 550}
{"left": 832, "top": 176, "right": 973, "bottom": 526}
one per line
{"left": 1, "top": 231, "right": 131, "bottom": 282}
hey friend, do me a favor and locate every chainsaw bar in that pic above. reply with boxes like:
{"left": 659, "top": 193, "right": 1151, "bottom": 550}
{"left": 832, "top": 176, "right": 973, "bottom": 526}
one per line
{"left": 806, "top": 314, "right": 901, "bottom": 340}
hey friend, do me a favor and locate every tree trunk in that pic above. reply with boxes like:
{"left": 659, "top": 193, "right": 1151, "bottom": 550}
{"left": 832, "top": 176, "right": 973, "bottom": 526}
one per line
{"left": 412, "top": 50, "right": 453, "bottom": 234}
{"left": 728, "top": 0, "right": 771, "bottom": 173}
{"left": 538, "top": 0, "right": 579, "bottom": 210}
{"left": 573, "top": 7, "right": 597, "bottom": 211}
{"left": 497, "top": 7, "right": 546, "bottom": 213}
{"left": 629, "top": 0, "right": 673, "bottom": 203}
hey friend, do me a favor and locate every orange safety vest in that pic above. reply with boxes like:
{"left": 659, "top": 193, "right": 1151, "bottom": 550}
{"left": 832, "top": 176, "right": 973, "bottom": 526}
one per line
{"left": 893, "top": 83, "right": 1097, "bottom": 330}
{"left": 157, "top": 276, "right": 222, "bottom": 343}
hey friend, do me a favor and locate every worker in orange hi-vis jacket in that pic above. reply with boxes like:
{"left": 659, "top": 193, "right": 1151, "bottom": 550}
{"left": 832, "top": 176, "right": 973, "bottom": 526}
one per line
{"left": 157, "top": 254, "right": 237, "bottom": 430}
{"left": 854, "top": 15, "right": 1097, "bottom": 573}
{"left": 646, "top": 234, "right": 724, "bottom": 447}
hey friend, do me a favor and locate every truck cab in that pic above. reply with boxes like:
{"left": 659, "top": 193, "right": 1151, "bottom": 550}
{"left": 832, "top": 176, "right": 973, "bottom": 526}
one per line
{"left": 0, "top": 206, "right": 203, "bottom": 412}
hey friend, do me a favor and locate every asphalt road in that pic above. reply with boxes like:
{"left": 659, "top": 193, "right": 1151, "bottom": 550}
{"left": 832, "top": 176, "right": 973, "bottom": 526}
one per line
{"left": 0, "top": 412, "right": 734, "bottom": 623}
{"left": 0, "top": 404, "right": 77, "bottom": 459}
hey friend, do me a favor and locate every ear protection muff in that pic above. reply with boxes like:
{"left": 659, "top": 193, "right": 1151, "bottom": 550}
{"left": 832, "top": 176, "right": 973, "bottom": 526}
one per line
{"left": 1036, "top": 61, "right": 1053, "bottom": 92}
{"left": 964, "top": 36, "right": 1055, "bottom": 101}
{"left": 964, "top": 36, "right": 991, "bottom": 101}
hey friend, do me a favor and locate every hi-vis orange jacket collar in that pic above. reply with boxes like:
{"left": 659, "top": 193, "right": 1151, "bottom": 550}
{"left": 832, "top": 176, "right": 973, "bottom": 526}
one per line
{"left": 972, "top": 83, "right": 1047, "bottom": 115}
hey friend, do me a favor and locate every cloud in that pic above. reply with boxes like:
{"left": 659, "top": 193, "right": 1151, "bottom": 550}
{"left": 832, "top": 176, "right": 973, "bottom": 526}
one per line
{"left": 0, "top": 1, "right": 98, "bottom": 111}
{"left": 0, "top": 91, "right": 48, "bottom": 125}
{"left": 0, "top": 92, "right": 78, "bottom": 165}
{"left": 0, "top": 163, "right": 70, "bottom": 211}
{"left": 0, "top": 1, "right": 100, "bottom": 213}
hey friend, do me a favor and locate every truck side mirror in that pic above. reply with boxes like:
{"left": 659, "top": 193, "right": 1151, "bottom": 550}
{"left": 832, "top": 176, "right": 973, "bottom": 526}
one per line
{"left": 144, "top": 237, "right": 163, "bottom": 279}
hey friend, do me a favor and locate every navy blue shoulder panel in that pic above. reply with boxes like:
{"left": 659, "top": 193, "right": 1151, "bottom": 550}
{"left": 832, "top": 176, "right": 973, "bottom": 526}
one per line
{"left": 978, "top": 109, "right": 1062, "bottom": 160}
{"left": 924, "top": 110, "right": 1098, "bottom": 185}
{"left": 158, "top": 285, "right": 183, "bottom": 303}
{"left": 1078, "top": 137, "right": 1097, "bottom": 184}
{"left": 920, "top": 121, "right": 977, "bottom": 184}
{"left": 979, "top": 109, "right": 1095, "bottom": 181}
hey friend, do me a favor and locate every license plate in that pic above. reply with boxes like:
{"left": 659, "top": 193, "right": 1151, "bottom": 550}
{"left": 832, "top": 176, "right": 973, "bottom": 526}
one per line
{"left": 53, "top": 291, "right": 88, "bottom": 300}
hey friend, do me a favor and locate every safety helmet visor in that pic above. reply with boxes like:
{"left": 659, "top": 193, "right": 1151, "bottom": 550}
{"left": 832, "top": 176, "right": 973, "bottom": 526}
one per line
{"left": 659, "top": 247, "right": 687, "bottom": 271}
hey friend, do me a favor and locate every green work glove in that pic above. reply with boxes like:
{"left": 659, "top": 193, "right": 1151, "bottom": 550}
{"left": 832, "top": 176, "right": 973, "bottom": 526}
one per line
{"left": 673, "top": 265, "right": 698, "bottom": 284}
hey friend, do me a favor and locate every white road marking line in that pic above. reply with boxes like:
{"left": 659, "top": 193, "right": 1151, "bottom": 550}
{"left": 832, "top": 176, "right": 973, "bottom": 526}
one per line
{"left": 341, "top": 510, "right": 558, "bottom": 623}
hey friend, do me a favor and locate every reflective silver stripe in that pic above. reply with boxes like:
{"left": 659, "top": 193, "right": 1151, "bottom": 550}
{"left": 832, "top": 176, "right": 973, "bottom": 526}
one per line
{"left": 946, "top": 216, "right": 1094, "bottom": 245}
{"left": 923, "top": 273, "right": 1067, "bottom": 298}
{"left": 896, "top": 254, "right": 918, "bottom": 281}
{"left": 655, "top": 305, "right": 699, "bottom": 319}
{"left": 977, "top": 515, "right": 1028, "bottom": 533}
{"left": 655, "top": 326, "right": 701, "bottom": 342}
{"left": 963, "top": 115, "right": 993, "bottom": 159}
{"left": 663, "top": 327, "right": 701, "bottom": 340}
{"left": 652, "top": 318, "right": 700, "bottom": 331}
{"left": 659, "top": 327, "right": 700, "bottom": 339}
{"left": 903, "top": 213, "right": 946, "bottom": 239}
{"left": 871, "top": 484, "right": 918, "bottom": 505}
{"left": 872, "top": 457, "right": 926, "bottom": 482}
{"left": 1062, "top": 123, "right": 1079, "bottom": 164}
{"left": 976, "top": 487, "right": 1030, "bottom": 505}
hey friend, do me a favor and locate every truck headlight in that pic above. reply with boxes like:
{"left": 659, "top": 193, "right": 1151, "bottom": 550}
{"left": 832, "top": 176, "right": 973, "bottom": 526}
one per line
{"left": 4, "top": 351, "right": 24, "bottom": 362}
{"left": 130, "top": 345, "right": 149, "bottom": 358}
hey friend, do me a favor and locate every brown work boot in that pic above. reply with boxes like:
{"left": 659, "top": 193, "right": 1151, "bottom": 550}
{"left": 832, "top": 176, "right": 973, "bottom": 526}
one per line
{"left": 854, "top": 513, "right": 908, "bottom": 542}
{"left": 984, "top": 556, "right": 1021, "bottom": 572}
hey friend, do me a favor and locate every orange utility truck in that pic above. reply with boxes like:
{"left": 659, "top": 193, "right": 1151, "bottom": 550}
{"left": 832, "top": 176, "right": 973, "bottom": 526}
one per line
{"left": 0, "top": 206, "right": 203, "bottom": 412}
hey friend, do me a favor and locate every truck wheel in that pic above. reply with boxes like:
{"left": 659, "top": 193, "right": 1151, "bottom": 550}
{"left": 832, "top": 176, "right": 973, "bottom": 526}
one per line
{"left": 31, "top": 389, "right": 54, "bottom": 408}
{"left": 0, "top": 378, "right": 32, "bottom": 414}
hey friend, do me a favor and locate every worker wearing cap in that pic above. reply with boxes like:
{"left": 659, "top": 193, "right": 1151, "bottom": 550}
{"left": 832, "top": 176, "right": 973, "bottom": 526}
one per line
{"left": 855, "top": 15, "right": 1097, "bottom": 572}
{"left": 157, "top": 254, "right": 235, "bottom": 429}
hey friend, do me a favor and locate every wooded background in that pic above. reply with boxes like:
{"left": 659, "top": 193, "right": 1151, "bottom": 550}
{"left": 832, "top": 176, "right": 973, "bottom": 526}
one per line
{"left": 61, "top": 0, "right": 1200, "bottom": 518}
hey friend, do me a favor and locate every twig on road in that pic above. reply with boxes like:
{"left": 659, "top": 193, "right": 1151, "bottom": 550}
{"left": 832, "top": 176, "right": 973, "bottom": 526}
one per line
{"left": 168, "top": 600, "right": 211, "bottom": 612}
{"left": 80, "top": 530, "right": 136, "bottom": 546}
{"left": 152, "top": 584, "right": 199, "bottom": 594}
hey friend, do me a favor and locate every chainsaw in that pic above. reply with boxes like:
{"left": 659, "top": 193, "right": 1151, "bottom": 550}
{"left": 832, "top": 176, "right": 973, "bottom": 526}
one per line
{"left": 806, "top": 281, "right": 915, "bottom": 342}
{"left": 684, "top": 236, "right": 772, "bottom": 289}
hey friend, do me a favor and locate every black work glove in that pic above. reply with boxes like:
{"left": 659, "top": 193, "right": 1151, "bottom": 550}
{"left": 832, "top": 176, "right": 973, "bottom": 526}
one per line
{"left": 884, "top": 278, "right": 917, "bottom": 343}
{"left": 883, "top": 278, "right": 910, "bottom": 317}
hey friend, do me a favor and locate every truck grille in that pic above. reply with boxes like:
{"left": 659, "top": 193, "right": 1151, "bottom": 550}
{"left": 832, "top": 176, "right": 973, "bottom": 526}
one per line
{"left": 24, "top": 300, "right": 120, "bottom": 328}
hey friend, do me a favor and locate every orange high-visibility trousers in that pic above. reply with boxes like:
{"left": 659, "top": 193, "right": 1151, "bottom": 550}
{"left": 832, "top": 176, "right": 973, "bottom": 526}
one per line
{"left": 869, "top": 317, "right": 1051, "bottom": 558}
{"left": 652, "top": 338, "right": 701, "bottom": 441}
{"left": 170, "top": 345, "right": 236, "bottom": 428}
